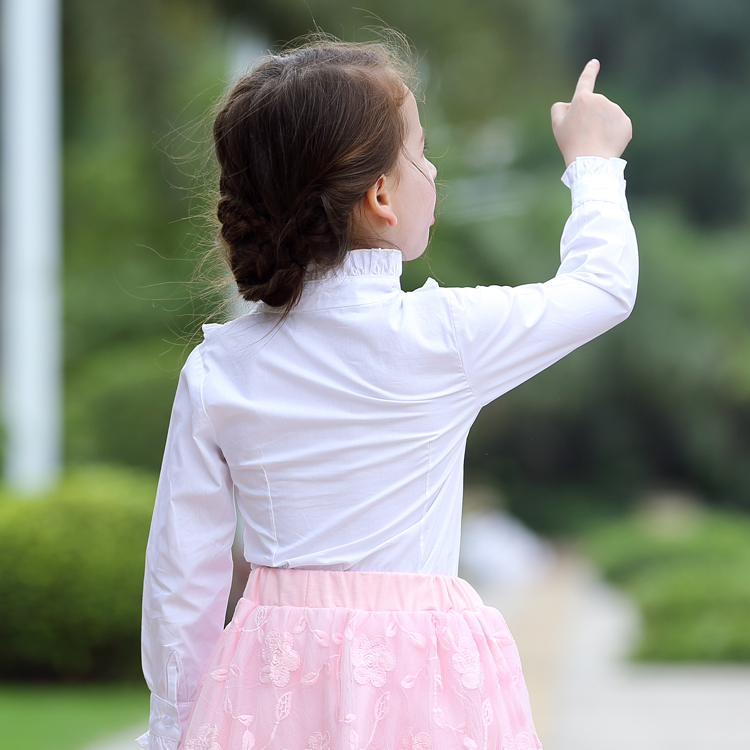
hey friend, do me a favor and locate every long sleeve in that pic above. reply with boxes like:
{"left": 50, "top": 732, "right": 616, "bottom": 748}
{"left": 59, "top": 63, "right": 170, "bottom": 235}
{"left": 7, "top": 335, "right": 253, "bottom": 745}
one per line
{"left": 447, "top": 156, "right": 638, "bottom": 406}
{"left": 138, "top": 347, "right": 237, "bottom": 750}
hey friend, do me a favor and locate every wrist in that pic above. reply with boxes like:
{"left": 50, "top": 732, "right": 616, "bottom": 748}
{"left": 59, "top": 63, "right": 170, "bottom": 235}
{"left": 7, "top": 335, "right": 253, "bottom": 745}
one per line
{"left": 563, "top": 149, "right": 622, "bottom": 168}
{"left": 561, "top": 157, "right": 627, "bottom": 210}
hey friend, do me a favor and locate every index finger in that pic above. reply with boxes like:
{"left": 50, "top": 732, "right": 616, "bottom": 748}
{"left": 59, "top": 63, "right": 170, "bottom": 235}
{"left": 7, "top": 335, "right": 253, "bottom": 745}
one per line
{"left": 573, "top": 59, "right": 600, "bottom": 97}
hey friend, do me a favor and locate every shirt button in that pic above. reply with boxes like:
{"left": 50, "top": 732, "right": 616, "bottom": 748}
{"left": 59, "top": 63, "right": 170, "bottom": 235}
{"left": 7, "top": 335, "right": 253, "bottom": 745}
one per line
{"left": 162, "top": 715, "right": 174, "bottom": 728}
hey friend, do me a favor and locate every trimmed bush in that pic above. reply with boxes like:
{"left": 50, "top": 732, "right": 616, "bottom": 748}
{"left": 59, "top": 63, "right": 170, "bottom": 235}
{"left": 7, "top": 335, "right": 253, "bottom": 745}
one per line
{"left": 0, "top": 465, "right": 156, "bottom": 680}
{"left": 586, "top": 506, "right": 750, "bottom": 662}
{"left": 632, "top": 562, "right": 750, "bottom": 661}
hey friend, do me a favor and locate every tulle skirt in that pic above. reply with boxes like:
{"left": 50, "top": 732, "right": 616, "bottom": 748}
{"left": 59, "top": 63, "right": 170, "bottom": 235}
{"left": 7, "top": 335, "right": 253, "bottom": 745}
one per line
{"left": 182, "top": 566, "right": 542, "bottom": 750}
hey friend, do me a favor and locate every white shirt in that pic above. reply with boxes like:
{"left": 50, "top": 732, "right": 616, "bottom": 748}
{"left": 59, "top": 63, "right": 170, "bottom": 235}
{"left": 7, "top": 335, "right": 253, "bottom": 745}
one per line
{"left": 139, "top": 157, "right": 638, "bottom": 749}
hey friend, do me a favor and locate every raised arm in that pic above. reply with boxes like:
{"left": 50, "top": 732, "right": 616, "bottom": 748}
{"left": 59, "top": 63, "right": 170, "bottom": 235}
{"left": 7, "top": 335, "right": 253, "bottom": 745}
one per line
{"left": 446, "top": 62, "right": 637, "bottom": 406}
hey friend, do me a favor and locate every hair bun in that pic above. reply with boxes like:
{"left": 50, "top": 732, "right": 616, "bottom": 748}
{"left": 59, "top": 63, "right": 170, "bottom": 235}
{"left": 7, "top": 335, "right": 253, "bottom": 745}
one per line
{"left": 217, "top": 194, "right": 308, "bottom": 308}
{"left": 248, "top": 264, "right": 307, "bottom": 308}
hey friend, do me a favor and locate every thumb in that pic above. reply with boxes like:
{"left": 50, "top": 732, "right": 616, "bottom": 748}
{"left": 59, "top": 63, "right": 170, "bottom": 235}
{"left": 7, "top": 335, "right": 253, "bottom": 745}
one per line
{"left": 550, "top": 101, "right": 569, "bottom": 130}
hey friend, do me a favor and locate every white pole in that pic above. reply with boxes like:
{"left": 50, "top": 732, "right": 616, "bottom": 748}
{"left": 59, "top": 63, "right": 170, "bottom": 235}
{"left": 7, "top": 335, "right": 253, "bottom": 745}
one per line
{"left": 1, "top": 0, "right": 62, "bottom": 493}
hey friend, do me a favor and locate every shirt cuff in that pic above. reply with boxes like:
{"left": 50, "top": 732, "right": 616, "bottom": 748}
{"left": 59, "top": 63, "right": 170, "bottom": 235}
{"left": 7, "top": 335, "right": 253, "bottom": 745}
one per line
{"left": 136, "top": 730, "right": 177, "bottom": 750}
{"left": 561, "top": 156, "right": 627, "bottom": 211}
{"left": 138, "top": 693, "right": 193, "bottom": 749}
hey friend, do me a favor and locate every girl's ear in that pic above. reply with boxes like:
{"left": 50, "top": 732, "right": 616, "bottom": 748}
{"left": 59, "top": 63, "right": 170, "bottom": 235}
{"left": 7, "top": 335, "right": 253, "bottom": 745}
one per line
{"left": 362, "top": 174, "right": 398, "bottom": 227}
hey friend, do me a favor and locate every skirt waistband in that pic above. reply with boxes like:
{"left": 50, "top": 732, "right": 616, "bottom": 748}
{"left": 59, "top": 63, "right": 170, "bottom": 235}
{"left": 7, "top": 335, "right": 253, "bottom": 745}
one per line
{"left": 243, "top": 566, "right": 484, "bottom": 613}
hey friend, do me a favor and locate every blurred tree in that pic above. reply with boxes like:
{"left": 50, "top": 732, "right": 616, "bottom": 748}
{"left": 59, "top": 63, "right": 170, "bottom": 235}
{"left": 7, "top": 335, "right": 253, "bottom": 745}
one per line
{"left": 62, "top": 0, "right": 227, "bottom": 471}
{"left": 210, "top": 0, "right": 566, "bottom": 127}
{"left": 567, "top": 0, "right": 750, "bottom": 226}
{"left": 461, "top": 203, "right": 750, "bottom": 530}
{"left": 61, "top": 0, "right": 567, "bottom": 472}
{"left": 58, "top": 0, "right": 750, "bottom": 532}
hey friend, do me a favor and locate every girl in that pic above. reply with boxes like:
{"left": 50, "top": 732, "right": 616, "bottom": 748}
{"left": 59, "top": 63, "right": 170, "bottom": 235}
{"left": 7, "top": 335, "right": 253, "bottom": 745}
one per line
{"left": 139, "top": 40, "right": 635, "bottom": 750}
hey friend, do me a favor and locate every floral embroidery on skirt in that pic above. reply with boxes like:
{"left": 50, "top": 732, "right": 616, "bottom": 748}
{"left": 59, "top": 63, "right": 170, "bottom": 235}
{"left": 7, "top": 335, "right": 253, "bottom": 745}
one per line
{"left": 181, "top": 567, "right": 542, "bottom": 750}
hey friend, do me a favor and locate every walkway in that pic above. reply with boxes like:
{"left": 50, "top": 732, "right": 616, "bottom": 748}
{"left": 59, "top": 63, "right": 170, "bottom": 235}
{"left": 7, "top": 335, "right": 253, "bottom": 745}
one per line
{"left": 488, "top": 552, "right": 750, "bottom": 749}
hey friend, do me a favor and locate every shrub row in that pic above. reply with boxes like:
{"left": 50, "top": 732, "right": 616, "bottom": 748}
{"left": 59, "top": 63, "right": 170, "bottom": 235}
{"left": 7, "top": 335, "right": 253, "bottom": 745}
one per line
{"left": 0, "top": 466, "right": 156, "bottom": 680}
{"left": 586, "top": 505, "right": 750, "bottom": 661}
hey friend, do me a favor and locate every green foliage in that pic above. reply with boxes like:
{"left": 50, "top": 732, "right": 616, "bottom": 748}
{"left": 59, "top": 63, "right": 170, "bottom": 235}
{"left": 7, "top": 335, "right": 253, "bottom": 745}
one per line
{"left": 66, "top": 339, "right": 185, "bottom": 472}
{"left": 62, "top": 0, "right": 226, "bottom": 471}
{"left": 61, "top": 0, "right": 569, "bottom": 476}
{"left": 457, "top": 198, "right": 750, "bottom": 530}
{"left": 633, "top": 564, "right": 750, "bottom": 662}
{"left": 0, "top": 466, "right": 156, "bottom": 680}
{"left": 568, "top": 0, "right": 750, "bottom": 225}
{"left": 586, "top": 507, "right": 750, "bottom": 661}
{"left": 63, "top": 0, "right": 226, "bottom": 345}
{"left": 55, "top": 0, "right": 750, "bottom": 533}
{"left": 0, "top": 684, "right": 148, "bottom": 750}
{"left": 214, "top": 0, "right": 566, "bottom": 127}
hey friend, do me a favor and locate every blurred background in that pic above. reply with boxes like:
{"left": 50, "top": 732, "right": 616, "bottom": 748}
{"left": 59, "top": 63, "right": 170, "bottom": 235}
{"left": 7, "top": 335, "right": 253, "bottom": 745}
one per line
{"left": 2, "top": 0, "right": 750, "bottom": 748}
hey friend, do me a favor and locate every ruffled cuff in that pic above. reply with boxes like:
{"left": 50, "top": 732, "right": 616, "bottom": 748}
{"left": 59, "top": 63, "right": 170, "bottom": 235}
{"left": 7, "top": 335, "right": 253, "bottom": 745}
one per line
{"left": 561, "top": 156, "right": 627, "bottom": 211}
{"left": 136, "top": 693, "right": 193, "bottom": 749}
{"left": 136, "top": 730, "right": 177, "bottom": 750}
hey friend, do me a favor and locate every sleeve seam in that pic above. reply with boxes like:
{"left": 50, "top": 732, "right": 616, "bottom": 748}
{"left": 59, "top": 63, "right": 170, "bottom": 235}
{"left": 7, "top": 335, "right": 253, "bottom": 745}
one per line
{"left": 447, "top": 291, "right": 482, "bottom": 407}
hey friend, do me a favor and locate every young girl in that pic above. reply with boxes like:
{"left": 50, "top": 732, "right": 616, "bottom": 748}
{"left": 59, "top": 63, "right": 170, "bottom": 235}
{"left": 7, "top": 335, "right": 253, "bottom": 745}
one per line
{"left": 139, "top": 40, "right": 635, "bottom": 750}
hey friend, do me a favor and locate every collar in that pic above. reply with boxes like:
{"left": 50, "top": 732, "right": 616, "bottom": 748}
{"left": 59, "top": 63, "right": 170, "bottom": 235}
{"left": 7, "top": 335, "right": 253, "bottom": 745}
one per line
{"left": 261, "top": 248, "right": 404, "bottom": 313}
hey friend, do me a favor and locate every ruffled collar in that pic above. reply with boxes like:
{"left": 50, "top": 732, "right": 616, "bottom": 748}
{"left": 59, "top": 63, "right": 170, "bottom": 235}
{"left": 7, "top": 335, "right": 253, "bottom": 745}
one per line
{"left": 261, "top": 248, "right": 404, "bottom": 313}
{"left": 314, "top": 248, "right": 403, "bottom": 279}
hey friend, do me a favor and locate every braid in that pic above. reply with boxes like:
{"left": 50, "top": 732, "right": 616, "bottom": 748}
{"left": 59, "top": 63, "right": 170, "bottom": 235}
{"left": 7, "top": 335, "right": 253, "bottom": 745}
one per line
{"left": 216, "top": 194, "right": 298, "bottom": 308}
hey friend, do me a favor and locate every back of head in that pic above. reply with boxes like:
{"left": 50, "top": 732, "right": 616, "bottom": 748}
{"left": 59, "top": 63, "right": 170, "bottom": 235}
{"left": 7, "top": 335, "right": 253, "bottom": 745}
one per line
{"left": 213, "top": 40, "right": 411, "bottom": 313}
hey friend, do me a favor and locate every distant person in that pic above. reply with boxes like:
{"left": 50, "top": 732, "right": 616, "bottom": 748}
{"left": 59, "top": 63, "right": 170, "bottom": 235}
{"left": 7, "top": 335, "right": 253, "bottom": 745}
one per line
{"left": 139, "top": 37, "right": 635, "bottom": 750}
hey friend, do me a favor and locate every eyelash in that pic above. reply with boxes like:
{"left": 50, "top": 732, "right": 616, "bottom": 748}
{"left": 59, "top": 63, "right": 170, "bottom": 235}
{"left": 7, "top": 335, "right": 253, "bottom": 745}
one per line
{"left": 423, "top": 139, "right": 429, "bottom": 154}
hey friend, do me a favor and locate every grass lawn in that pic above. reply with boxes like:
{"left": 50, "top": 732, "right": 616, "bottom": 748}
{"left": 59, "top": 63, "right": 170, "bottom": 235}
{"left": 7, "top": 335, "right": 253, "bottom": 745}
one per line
{"left": 0, "top": 683, "right": 149, "bottom": 750}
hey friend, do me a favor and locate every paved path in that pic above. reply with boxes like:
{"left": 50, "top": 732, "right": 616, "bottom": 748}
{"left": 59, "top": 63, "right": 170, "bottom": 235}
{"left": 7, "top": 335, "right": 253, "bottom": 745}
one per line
{"left": 87, "top": 550, "right": 750, "bottom": 749}
{"left": 486, "top": 552, "right": 750, "bottom": 750}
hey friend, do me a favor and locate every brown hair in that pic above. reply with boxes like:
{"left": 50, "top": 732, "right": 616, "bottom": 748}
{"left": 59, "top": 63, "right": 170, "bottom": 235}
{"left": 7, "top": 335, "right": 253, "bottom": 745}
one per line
{"left": 213, "top": 39, "right": 412, "bottom": 313}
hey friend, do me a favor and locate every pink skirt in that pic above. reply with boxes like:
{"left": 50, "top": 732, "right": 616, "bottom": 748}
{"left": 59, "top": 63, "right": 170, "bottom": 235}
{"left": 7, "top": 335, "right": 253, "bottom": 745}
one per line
{"left": 182, "top": 567, "right": 542, "bottom": 750}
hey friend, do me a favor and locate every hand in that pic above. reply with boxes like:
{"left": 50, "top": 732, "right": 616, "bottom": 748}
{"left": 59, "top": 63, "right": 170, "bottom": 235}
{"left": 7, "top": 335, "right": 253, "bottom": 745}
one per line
{"left": 551, "top": 59, "right": 632, "bottom": 167}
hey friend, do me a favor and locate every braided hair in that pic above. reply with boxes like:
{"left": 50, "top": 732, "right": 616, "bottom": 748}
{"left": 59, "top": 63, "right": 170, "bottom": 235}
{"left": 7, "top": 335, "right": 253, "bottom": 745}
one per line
{"left": 213, "top": 41, "right": 411, "bottom": 314}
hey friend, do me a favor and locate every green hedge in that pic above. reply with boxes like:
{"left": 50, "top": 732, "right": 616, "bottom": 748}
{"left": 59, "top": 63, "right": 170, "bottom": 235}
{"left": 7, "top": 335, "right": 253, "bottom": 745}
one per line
{"left": 586, "top": 507, "right": 750, "bottom": 661}
{"left": 0, "top": 466, "right": 156, "bottom": 680}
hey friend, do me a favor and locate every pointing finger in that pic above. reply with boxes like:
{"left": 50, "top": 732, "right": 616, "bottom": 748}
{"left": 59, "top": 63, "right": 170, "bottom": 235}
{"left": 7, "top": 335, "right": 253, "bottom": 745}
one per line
{"left": 573, "top": 59, "right": 600, "bottom": 98}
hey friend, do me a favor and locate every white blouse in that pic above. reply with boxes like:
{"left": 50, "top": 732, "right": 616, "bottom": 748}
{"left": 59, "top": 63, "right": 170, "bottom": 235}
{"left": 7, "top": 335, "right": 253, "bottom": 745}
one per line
{"left": 139, "top": 157, "right": 638, "bottom": 749}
